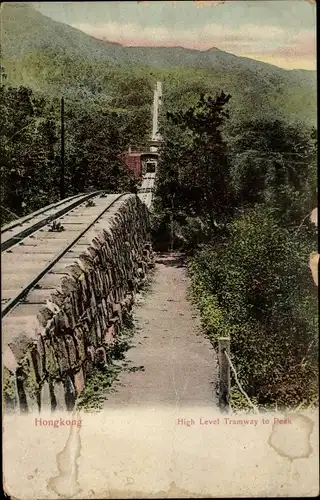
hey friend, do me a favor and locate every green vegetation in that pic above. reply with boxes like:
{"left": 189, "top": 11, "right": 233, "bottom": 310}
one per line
{"left": 1, "top": 3, "right": 316, "bottom": 127}
{"left": 1, "top": 2, "right": 317, "bottom": 410}
{"left": 0, "top": 53, "right": 153, "bottom": 223}
{"left": 154, "top": 87, "right": 318, "bottom": 410}
{"left": 76, "top": 321, "right": 146, "bottom": 412}
{"left": 188, "top": 211, "right": 317, "bottom": 408}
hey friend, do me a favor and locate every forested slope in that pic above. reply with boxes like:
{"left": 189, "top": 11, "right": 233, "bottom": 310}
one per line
{"left": 2, "top": 2, "right": 316, "bottom": 127}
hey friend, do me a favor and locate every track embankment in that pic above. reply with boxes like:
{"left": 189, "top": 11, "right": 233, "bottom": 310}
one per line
{"left": 3, "top": 194, "right": 154, "bottom": 413}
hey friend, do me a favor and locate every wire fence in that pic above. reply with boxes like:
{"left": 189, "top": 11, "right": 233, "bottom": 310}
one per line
{"left": 222, "top": 348, "right": 260, "bottom": 414}
{"left": 221, "top": 344, "right": 316, "bottom": 414}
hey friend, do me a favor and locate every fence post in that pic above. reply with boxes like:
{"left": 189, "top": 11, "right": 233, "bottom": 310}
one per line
{"left": 218, "top": 337, "right": 230, "bottom": 412}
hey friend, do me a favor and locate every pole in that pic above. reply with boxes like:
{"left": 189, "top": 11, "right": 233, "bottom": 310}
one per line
{"left": 170, "top": 195, "right": 174, "bottom": 252}
{"left": 60, "top": 96, "right": 65, "bottom": 200}
{"left": 218, "top": 337, "right": 230, "bottom": 412}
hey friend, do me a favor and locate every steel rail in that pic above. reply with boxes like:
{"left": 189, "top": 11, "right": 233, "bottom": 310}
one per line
{"left": 1, "top": 194, "right": 82, "bottom": 234}
{"left": 2, "top": 193, "right": 128, "bottom": 319}
{"left": 1, "top": 191, "right": 102, "bottom": 252}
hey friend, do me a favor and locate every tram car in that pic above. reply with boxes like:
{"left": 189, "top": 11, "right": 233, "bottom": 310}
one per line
{"left": 121, "top": 152, "right": 142, "bottom": 180}
{"left": 121, "top": 151, "right": 159, "bottom": 180}
{"left": 144, "top": 160, "right": 157, "bottom": 174}
{"left": 141, "top": 152, "right": 159, "bottom": 175}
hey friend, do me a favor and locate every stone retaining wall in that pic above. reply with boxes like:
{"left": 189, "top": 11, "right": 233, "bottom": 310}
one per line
{"left": 3, "top": 194, "right": 154, "bottom": 413}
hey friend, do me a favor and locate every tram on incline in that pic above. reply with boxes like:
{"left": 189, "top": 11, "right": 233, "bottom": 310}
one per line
{"left": 141, "top": 152, "right": 158, "bottom": 175}
{"left": 121, "top": 150, "right": 159, "bottom": 179}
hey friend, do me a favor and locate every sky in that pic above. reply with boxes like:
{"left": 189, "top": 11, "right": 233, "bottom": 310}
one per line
{"left": 31, "top": 1, "right": 316, "bottom": 70}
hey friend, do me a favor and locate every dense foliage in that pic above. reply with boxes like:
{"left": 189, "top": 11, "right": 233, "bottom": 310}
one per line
{"left": 188, "top": 210, "right": 318, "bottom": 408}
{"left": 154, "top": 87, "right": 318, "bottom": 409}
{"left": 2, "top": 2, "right": 316, "bottom": 132}
{"left": 0, "top": 65, "right": 153, "bottom": 223}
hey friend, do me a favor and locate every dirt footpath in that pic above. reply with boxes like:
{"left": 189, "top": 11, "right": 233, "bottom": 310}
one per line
{"left": 104, "top": 253, "right": 218, "bottom": 408}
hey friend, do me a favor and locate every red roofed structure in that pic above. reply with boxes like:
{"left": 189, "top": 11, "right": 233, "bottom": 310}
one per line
{"left": 121, "top": 149, "right": 159, "bottom": 180}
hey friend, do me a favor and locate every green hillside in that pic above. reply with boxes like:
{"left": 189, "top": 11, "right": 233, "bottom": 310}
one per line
{"left": 1, "top": 2, "right": 316, "bottom": 127}
{"left": 1, "top": 2, "right": 124, "bottom": 63}
{"left": 1, "top": 3, "right": 316, "bottom": 85}
{"left": 0, "top": 1, "right": 317, "bottom": 219}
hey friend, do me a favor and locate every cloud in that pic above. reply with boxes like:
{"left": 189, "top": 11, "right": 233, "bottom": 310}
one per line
{"left": 73, "top": 22, "right": 287, "bottom": 48}
{"left": 72, "top": 22, "right": 316, "bottom": 70}
{"left": 274, "top": 31, "right": 316, "bottom": 59}
{"left": 242, "top": 31, "right": 316, "bottom": 69}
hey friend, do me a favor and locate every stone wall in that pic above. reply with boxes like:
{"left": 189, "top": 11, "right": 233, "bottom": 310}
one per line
{"left": 3, "top": 194, "right": 154, "bottom": 413}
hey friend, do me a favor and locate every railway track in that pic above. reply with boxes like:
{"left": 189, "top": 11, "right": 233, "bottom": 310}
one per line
{"left": 138, "top": 173, "right": 156, "bottom": 207}
{"left": 2, "top": 78, "right": 162, "bottom": 320}
{"left": 1, "top": 191, "right": 101, "bottom": 252}
{"left": 1, "top": 193, "right": 127, "bottom": 319}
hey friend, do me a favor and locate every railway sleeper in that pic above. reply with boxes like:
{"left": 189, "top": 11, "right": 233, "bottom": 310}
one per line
{"left": 3, "top": 194, "right": 155, "bottom": 414}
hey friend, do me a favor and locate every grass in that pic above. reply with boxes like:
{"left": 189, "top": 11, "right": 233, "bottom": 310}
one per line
{"left": 76, "top": 324, "right": 136, "bottom": 413}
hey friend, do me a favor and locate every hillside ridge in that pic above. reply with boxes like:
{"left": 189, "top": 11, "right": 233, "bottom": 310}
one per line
{"left": 1, "top": 2, "right": 316, "bottom": 81}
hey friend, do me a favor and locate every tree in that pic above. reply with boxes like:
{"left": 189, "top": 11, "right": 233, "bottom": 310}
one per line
{"left": 0, "top": 85, "right": 60, "bottom": 220}
{"left": 190, "top": 206, "right": 318, "bottom": 407}
{"left": 154, "top": 91, "right": 233, "bottom": 250}
{"left": 227, "top": 119, "right": 317, "bottom": 225}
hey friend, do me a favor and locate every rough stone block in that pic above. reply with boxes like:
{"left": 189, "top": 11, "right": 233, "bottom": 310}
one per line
{"left": 86, "top": 346, "right": 95, "bottom": 362}
{"left": 37, "top": 307, "right": 54, "bottom": 328}
{"left": 49, "top": 289, "right": 65, "bottom": 309}
{"left": 74, "top": 327, "right": 86, "bottom": 362}
{"left": 92, "top": 312, "right": 102, "bottom": 344}
{"left": 74, "top": 367, "right": 85, "bottom": 395}
{"left": 66, "top": 262, "right": 83, "bottom": 280}
{"left": 40, "top": 381, "right": 52, "bottom": 412}
{"left": 103, "top": 325, "right": 116, "bottom": 346}
{"left": 52, "top": 381, "right": 67, "bottom": 411}
{"left": 52, "top": 337, "right": 70, "bottom": 374}
{"left": 53, "top": 312, "right": 68, "bottom": 336}
{"left": 112, "top": 303, "right": 123, "bottom": 325}
{"left": 44, "top": 338, "right": 60, "bottom": 377}
{"left": 3, "top": 367, "right": 18, "bottom": 413}
{"left": 3, "top": 346, "right": 18, "bottom": 373}
{"left": 62, "top": 375, "right": 76, "bottom": 411}
{"left": 78, "top": 253, "right": 94, "bottom": 273}
{"left": 83, "top": 310, "right": 96, "bottom": 345}
{"left": 19, "top": 349, "right": 41, "bottom": 405}
{"left": 60, "top": 275, "right": 77, "bottom": 296}
{"left": 8, "top": 333, "right": 35, "bottom": 364}
{"left": 36, "top": 336, "right": 46, "bottom": 382}
{"left": 65, "top": 334, "right": 78, "bottom": 369}
{"left": 62, "top": 298, "right": 75, "bottom": 329}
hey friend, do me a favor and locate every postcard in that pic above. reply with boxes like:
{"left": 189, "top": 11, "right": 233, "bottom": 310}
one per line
{"left": 1, "top": 1, "right": 318, "bottom": 498}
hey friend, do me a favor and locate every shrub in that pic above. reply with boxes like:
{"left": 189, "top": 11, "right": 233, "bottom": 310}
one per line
{"left": 188, "top": 207, "right": 318, "bottom": 409}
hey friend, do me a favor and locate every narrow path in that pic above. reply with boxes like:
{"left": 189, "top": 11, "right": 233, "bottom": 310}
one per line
{"left": 105, "top": 253, "right": 218, "bottom": 408}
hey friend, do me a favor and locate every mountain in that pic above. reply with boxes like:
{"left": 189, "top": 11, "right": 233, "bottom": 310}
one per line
{"left": 1, "top": 3, "right": 316, "bottom": 125}
{"left": 1, "top": 3, "right": 125, "bottom": 63}
{"left": 1, "top": 3, "right": 316, "bottom": 84}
